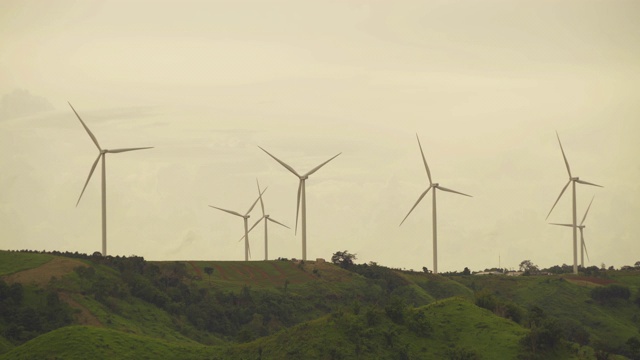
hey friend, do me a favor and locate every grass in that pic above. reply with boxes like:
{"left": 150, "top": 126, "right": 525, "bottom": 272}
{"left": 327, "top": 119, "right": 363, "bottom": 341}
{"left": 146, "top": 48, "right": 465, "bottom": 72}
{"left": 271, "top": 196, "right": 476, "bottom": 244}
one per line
{"left": 0, "top": 251, "right": 53, "bottom": 276}
{"left": 184, "top": 260, "right": 325, "bottom": 293}
{"left": 455, "top": 273, "right": 640, "bottom": 352}
{"left": 0, "top": 326, "right": 221, "bottom": 360}
{"left": 2, "top": 251, "right": 639, "bottom": 359}
{"left": 227, "top": 297, "right": 534, "bottom": 359}
{"left": 0, "top": 337, "right": 12, "bottom": 355}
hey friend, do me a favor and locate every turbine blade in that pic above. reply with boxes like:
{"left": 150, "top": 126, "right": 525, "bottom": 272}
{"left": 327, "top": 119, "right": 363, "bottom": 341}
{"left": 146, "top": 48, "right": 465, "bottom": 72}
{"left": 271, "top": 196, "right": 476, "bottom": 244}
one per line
{"left": 107, "top": 147, "right": 154, "bottom": 153}
{"left": 246, "top": 187, "right": 267, "bottom": 215}
{"left": 240, "top": 216, "right": 265, "bottom": 240}
{"left": 546, "top": 180, "right": 571, "bottom": 220}
{"left": 209, "top": 206, "right": 243, "bottom": 218}
{"left": 581, "top": 229, "right": 590, "bottom": 262}
{"left": 437, "top": 185, "right": 472, "bottom": 197}
{"left": 256, "top": 179, "right": 265, "bottom": 216}
{"left": 76, "top": 154, "right": 102, "bottom": 206}
{"left": 304, "top": 153, "right": 341, "bottom": 177}
{"left": 69, "top": 102, "right": 101, "bottom": 151}
{"left": 268, "top": 217, "right": 290, "bottom": 229}
{"left": 295, "top": 180, "right": 302, "bottom": 235}
{"left": 258, "top": 146, "right": 300, "bottom": 177}
{"left": 549, "top": 223, "right": 574, "bottom": 228}
{"left": 576, "top": 179, "right": 603, "bottom": 188}
{"left": 580, "top": 195, "right": 595, "bottom": 226}
{"left": 416, "top": 134, "right": 432, "bottom": 185}
{"left": 399, "top": 187, "right": 431, "bottom": 226}
{"left": 556, "top": 131, "right": 571, "bottom": 178}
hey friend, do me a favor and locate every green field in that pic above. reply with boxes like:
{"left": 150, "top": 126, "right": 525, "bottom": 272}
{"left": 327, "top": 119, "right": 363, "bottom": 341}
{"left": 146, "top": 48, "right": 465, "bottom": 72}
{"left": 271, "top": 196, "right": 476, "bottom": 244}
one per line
{"left": 0, "top": 251, "right": 53, "bottom": 276}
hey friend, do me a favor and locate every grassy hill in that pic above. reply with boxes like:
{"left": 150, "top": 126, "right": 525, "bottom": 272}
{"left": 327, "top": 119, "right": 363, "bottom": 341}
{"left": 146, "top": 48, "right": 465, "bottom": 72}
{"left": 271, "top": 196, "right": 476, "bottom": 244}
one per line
{"left": 1, "top": 250, "right": 639, "bottom": 359}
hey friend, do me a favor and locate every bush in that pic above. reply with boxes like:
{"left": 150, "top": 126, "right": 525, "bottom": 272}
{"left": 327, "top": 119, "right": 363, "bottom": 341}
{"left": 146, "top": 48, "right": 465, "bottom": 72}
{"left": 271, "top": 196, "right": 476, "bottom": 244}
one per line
{"left": 446, "top": 346, "right": 481, "bottom": 360}
{"left": 590, "top": 284, "right": 631, "bottom": 305}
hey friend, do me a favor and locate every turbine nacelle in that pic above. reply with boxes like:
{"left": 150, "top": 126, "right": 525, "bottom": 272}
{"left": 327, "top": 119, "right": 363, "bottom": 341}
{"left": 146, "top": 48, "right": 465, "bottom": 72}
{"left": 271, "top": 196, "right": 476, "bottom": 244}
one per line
{"left": 571, "top": 177, "right": 579, "bottom": 181}
{"left": 432, "top": 183, "right": 439, "bottom": 188}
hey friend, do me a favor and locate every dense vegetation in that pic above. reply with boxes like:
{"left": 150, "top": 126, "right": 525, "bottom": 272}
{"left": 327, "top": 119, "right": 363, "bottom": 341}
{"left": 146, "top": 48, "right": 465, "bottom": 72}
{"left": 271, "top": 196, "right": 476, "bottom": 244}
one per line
{"left": 1, "top": 249, "right": 639, "bottom": 359}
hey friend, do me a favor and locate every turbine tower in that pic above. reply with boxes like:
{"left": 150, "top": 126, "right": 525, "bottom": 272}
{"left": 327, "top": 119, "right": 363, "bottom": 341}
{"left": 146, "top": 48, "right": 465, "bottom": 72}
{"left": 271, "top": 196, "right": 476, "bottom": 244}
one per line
{"left": 259, "top": 146, "right": 341, "bottom": 261}
{"left": 546, "top": 132, "right": 602, "bottom": 274}
{"left": 399, "top": 134, "right": 471, "bottom": 274}
{"left": 550, "top": 196, "right": 595, "bottom": 267}
{"left": 70, "top": 102, "right": 153, "bottom": 256}
{"left": 209, "top": 188, "right": 266, "bottom": 261}
{"left": 243, "top": 179, "right": 290, "bottom": 260}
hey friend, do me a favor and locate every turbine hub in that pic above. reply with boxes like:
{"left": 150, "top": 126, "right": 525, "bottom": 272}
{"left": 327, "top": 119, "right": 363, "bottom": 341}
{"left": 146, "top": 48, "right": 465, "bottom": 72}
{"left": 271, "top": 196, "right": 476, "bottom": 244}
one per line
{"left": 265, "top": 215, "right": 270, "bottom": 219}
{"left": 101, "top": 149, "right": 108, "bottom": 154}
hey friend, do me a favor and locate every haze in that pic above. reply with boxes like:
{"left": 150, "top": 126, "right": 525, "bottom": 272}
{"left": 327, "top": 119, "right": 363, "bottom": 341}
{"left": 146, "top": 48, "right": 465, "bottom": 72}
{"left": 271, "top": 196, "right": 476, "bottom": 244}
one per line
{"left": 1, "top": 0, "right": 639, "bottom": 272}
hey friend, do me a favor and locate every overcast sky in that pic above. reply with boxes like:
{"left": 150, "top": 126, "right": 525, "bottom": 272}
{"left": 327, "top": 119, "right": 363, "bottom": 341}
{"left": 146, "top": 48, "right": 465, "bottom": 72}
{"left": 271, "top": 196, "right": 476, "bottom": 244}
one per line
{"left": 1, "top": 0, "right": 639, "bottom": 272}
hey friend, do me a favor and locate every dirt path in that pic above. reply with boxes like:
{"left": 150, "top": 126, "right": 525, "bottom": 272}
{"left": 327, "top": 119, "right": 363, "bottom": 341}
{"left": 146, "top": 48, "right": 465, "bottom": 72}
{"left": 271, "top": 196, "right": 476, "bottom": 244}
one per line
{"left": 229, "top": 263, "right": 253, "bottom": 279}
{"left": 2, "top": 257, "right": 87, "bottom": 286}
{"left": 566, "top": 276, "right": 615, "bottom": 286}
{"left": 213, "top": 264, "right": 229, "bottom": 280}
{"left": 188, "top": 261, "right": 204, "bottom": 279}
{"left": 270, "top": 262, "right": 288, "bottom": 278}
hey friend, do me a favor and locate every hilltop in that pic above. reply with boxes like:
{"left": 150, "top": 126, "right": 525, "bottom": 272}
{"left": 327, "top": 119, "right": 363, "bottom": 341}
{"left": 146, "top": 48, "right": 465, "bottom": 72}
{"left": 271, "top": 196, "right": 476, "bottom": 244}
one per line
{"left": 1, "top": 250, "right": 639, "bottom": 359}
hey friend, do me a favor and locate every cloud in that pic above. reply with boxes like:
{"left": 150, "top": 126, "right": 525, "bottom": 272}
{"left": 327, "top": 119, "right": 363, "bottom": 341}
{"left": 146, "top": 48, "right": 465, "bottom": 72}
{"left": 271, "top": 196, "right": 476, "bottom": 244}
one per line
{"left": 0, "top": 89, "right": 54, "bottom": 121}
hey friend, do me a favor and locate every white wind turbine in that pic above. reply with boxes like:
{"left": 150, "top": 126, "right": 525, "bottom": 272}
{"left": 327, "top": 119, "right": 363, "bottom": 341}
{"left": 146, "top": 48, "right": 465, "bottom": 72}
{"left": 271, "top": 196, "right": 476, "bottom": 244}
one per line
{"left": 546, "top": 132, "right": 602, "bottom": 274}
{"left": 550, "top": 196, "right": 595, "bottom": 267}
{"left": 259, "top": 146, "right": 341, "bottom": 261}
{"left": 209, "top": 188, "right": 266, "bottom": 261}
{"left": 243, "top": 179, "right": 290, "bottom": 260}
{"left": 70, "top": 102, "right": 153, "bottom": 256}
{"left": 399, "top": 134, "right": 471, "bottom": 274}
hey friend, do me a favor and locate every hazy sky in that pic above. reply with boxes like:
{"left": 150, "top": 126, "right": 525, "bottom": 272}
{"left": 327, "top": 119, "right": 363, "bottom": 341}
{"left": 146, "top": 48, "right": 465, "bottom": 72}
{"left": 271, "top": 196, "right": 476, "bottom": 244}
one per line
{"left": 1, "top": 0, "right": 639, "bottom": 272}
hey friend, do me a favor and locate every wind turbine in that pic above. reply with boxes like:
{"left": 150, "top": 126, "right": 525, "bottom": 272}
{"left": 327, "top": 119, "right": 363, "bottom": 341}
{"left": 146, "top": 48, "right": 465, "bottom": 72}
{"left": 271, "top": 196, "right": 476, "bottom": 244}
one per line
{"left": 550, "top": 196, "right": 595, "bottom": 267}
{"left": 209, "top": 188, "right": 266, "bottom": 261}
{"left": 243, "top": 179, "right": 290, "bottom": 260}
{"left": 259, "top": 146, "right": 341, "bottom": 261}
{"left": 546, "top": 132, "right": 602, "bottom": 274}
{"left": 70, "top": 102, "right": 153, "bottom": 256}
{"left": 399, "top": 134, "right": 471, "bottom": 274}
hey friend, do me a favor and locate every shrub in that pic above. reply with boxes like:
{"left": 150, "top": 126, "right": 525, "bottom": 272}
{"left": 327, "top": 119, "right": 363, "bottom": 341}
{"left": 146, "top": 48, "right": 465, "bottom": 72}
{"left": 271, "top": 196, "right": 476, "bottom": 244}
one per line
{"left": 590, "top": 284, "right": 631, "bottom": 305}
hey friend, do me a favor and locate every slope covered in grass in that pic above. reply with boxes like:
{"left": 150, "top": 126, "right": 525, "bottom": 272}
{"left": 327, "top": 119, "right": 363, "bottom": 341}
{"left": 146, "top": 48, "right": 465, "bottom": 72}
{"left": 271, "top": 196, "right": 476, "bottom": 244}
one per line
{"left": 0, "top": 251, "right": 53, "bottom": 276}
{"left": 1, "top": 250, "right": 639, "bottom": 359}
{"left": 454, "top": 273, "right": 640, "bottom": 356}
{"left": 0, "top": 326, "right": 220, "bottom": 360}
{"left": 225, "top": 297, "right": 582, "bottom": 359}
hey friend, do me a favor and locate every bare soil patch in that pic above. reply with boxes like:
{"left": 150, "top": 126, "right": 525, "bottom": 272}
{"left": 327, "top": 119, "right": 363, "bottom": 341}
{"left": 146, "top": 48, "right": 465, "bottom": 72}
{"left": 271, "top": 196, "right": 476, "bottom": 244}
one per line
{"left": 2, "top": 257, "right": 87, "bottom": 286}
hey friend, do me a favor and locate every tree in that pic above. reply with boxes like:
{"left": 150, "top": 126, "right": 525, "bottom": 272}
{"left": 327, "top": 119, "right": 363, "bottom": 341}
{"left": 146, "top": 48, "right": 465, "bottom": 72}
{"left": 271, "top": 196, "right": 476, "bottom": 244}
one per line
{"left": 463, "top": 267, "right": 471, "bottom": 275}
{"left": 331, "top": 250, "right": 357, "bottom": 268}
{"left": 422, "top": 266, "right": 430, "bottom": 273}
{"left": 519, "top": 260, "right": 539, "bottom": 275}
{"left": 204, "top": 267, "right": 214, "bottom": 283}
{"left": 635, "top": 261, "right": 640, "bottom": 269}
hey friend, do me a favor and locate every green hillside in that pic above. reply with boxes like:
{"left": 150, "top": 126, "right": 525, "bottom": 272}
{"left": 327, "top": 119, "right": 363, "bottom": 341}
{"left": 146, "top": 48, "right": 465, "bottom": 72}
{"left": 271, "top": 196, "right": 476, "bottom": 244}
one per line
{"left": 1, "top": 326, "right": 218, "bottom": 360}
{"left": 1, "top": 250, "right": 639, "bottom": 359}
